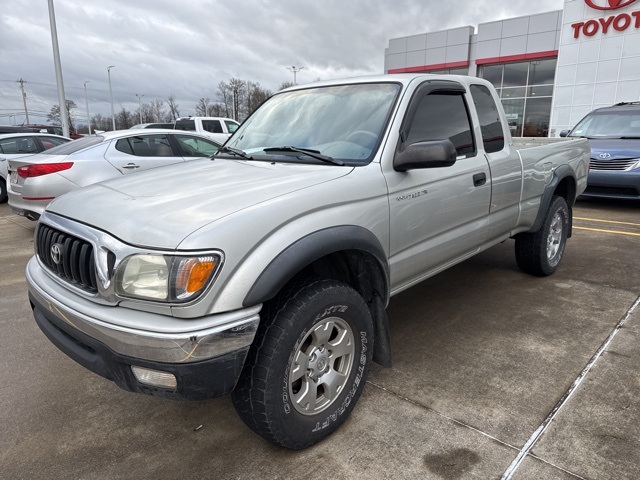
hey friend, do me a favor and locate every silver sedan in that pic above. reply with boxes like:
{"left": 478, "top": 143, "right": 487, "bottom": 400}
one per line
{"left": 7, "top": 129, "right": 220, "bottom": 220}
{"left": 0, "top": 132, "right": 71, "bottom": 203}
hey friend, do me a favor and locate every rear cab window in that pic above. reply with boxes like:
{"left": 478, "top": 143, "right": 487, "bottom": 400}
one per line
{"left": 202, "top": 120, "right": 223, "bottom": 133}
{"left": 175, "top": 119, "right": 196, "bottom": 131}
{"left": 469, "top": 84, "right": 506, "bottom": 154}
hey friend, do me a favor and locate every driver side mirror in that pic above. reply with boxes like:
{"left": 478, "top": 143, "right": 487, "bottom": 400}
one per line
{"left": 559, "top": 130, "right": 570, "bottom": 138}
{"left": 393, "top": 139, "right": 457, "bottom": 172}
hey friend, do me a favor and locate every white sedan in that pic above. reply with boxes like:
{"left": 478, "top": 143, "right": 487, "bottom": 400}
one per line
{"left": 7, "top": 129, "right": 220, "bottom": 220}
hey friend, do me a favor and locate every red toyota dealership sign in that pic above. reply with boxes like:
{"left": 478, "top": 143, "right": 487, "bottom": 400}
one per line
{"left": 572, "top": 0, "right": 640, "bottom": 38}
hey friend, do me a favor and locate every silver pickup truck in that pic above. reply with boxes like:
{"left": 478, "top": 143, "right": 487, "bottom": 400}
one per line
{"left": 26, "top": 74, "right": 589, "bottom": 449}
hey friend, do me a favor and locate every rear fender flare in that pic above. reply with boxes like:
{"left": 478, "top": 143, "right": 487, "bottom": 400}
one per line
{"left": 529, "top": 165, "right": 576, "bottom": 235}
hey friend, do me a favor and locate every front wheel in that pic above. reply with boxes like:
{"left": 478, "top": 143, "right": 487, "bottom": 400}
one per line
{"left": 515, "top": 195, "right": 569, "bottom": 276}
{"left": 231, "top": 279, "right": 374, "bottom": 449}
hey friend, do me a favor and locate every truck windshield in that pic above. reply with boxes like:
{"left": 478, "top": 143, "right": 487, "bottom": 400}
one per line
{"left": 570, "top": 110, "right": 640, "bottom": 138}
{"left": 225, "top": 82, "right": 401, "bottom": 165}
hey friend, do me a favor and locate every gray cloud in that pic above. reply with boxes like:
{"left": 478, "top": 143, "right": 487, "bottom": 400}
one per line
{"left": 0, "top": 0, "right": 563, "bottom": 125}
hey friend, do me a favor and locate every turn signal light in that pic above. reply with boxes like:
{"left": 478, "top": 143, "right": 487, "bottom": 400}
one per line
{"left": 18, "top": 162, "right": 74, "bottom": 178}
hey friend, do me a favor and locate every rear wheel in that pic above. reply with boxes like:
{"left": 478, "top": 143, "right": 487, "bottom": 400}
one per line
{"left": 515, "top": 195, "right": 569, "bottom": 276}
{"left": 232, "top": 279, "right": 374, "bottom": 449}
{"left": 0, "top": 177, "right": 7, "bottom": 203}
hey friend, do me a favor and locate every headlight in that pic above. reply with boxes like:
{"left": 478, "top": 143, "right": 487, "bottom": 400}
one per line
{"left": 115, "top": 254, "right": 220, "bottom": 303}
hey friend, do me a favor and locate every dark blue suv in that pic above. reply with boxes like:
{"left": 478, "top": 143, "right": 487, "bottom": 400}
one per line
{"left": 562, "top": 102, "right": 640, "bottom": 200}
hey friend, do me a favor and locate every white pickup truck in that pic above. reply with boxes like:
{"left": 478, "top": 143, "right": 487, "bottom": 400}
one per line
{"left": 26, "top": 74, "right": 589, "bottom": 450}
{"left": 173, "top": 116, "right": 239, "bottom": 143}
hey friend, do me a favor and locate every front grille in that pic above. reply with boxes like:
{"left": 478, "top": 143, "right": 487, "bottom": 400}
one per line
{"left": 589, "top": 158, "right": 639, "bottom": 171}
{"left": 36, "top": 224, "right": 98, "bottom": 293}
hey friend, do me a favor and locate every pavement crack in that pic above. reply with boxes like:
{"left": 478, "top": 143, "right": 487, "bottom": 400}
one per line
{"left": 500, "top": 294, "right": 640, "bottom": 480}
{"left": 366, "top": 380, "right": 518, "bottom": 452}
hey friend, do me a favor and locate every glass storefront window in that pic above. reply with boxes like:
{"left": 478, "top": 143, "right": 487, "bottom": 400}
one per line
{"left": 501, "top": 87, "right": 526, "bottom": 99}
{"left": 480, "top": 58, "right": 556, "bottom": 137}
{"left": 448, "top": 67, "right": 469, "bottom": 75}
{"left": 528, "top": 59, "right": 556, "bottom": 86}
{"left": 482, "top": 65, "right": 503, "bottom": 87}
{"left": 502, "top": 62, "right": 529, "bottom": 87}
{"left": 527, "top": 85, "right": 554, "bottom": 97}
{"left": 523, "top": 97, "right": 552, "bottom": 137}
{"left": 502, "top": 99, "right": 525, "bottom": 137}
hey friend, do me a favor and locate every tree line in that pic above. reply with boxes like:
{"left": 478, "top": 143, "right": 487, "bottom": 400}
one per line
{"left": 48, "top": 78, "right": 294, "bottom": 133}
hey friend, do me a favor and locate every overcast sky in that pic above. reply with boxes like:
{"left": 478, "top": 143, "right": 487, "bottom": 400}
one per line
{"left": 0, "top": 0, "right": 564, "bottom": 126}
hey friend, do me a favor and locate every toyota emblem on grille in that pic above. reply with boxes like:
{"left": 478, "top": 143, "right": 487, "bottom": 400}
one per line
{"left": 599, "top": 153, "right": 611, "bottom": 159}
{"left": 51, "top": 243, "right": 63, "bottom": 265}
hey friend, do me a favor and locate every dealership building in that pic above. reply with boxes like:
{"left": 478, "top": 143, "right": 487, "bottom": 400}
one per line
{"left": 384, "top": 0, "right": 640, "bottom": 137}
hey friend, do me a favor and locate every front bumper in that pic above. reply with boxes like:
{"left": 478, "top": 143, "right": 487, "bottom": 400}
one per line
{"left": 582, "top": 169, "right": 640, "bottom": 200}
{"left": 27, "top": 257, "right": 261, "bottom": 400}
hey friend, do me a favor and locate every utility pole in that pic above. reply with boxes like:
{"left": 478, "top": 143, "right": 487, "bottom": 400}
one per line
{"left": 287, "top": 66, "right": 304, "bottom": 85}
{"left": 17, "top": 78, "right": 30, "bottom": 124}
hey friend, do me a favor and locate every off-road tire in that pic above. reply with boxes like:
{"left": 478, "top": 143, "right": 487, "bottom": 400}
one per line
{"left": 515, "top": 195, "right": 569, "bottom": 276}
{"left": 231, "top": 279, "right": 374, "bottom": 449}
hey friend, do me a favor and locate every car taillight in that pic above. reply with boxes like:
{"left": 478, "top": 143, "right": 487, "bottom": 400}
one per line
{"left": 17, "top": 162, "right": 73, "bottom": 178}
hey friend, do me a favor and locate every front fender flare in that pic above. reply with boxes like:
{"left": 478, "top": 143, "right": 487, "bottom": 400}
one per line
{"left": 243, "top": 225, "right": 389, "bottom": 307}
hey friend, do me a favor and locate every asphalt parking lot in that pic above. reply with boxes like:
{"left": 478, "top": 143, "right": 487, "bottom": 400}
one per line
{"left": 1, "top": 198, "right": 639, "bottom": 480}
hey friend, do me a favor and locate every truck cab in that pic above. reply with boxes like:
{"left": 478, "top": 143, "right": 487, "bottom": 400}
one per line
{"left": 174, "top": 116, "right": 240, "bottom": 143}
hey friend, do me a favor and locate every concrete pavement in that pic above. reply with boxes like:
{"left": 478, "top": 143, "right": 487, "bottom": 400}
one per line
{"left": 0, "top": 198, "right": 639, "bottom": 479}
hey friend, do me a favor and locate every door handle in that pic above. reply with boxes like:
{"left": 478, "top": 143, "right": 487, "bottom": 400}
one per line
{"left": 473, "top": 172, "right": 486, "bottom": 187}
{"left": 122, "top": 163, "right": 140, "bottom": 170}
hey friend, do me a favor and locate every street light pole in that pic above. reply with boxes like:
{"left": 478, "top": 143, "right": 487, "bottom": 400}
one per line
{"left": 84, "top": 81, "right": 91, "bottom": 135}
{"left": 107, "top": 65, "right": 116, "bottom": 130}
{"left": 48, "top": 0, "right": 70, "bottom": 137}
{"left": 287, "top": 66, "right": 304, "bottom": 85}
{"left": 135, "top": 93, "right": 144, "bottom": 124}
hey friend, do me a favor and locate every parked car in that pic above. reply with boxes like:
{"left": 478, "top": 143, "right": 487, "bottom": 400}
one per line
{"left": 174, "top": 116, "right": 239, "bottom": 143}
{"left": 0, "top": 133, "right": 71, "bottom": 203}
{"left": 562, "top": 102, "right": 640, "bottom": 200}
{"left": 7, "top": 129, "right": 220, "bottom": 219}
{"left": 0, "top": 125, "right": 39, "bottom": 134}
{"left": 24, "top": 124, "right": 84, "bottom": 140}
{"left": 130, "top": 123, "right": 174, "bottom": 129}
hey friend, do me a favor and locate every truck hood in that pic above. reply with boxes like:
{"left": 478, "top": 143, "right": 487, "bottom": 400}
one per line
{"left": 589, "top": 138, "right": 640, "bottom": 160}
{"left": 47, "top": 159, "right": 352, "bottom": 249}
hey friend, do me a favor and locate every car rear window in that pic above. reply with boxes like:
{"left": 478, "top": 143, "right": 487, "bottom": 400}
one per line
{"left": 39, "top": 135, "right": 104, "bottom": 155}
{"left": 175, "top": 119, "right": 196, "bottom": 131}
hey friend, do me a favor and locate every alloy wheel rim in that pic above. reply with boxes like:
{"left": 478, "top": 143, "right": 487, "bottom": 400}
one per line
{"left": 288, "top": 317, "right": 355, "bottom": 416}
{"left": 547, "top": 212, "right": 563, "bottom": 260}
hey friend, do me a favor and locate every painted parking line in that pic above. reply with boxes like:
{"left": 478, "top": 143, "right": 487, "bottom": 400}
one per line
{"left": 573, "top": 216, "right": 640, "bottom": 237}
{"left": 574, "top": 216, "right": 640, "bottom": 228}
{"left": 574, "top": 226, "right": 640, "bottom": 237}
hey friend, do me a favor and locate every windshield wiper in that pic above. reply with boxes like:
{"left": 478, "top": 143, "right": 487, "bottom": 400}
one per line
{"left": 215, "top": 146, "right": 253, "bottom": 160}
{"left": 263, "top": 146, "right": 344, "bottom": 166}
{"left": 620, "top": 136, "right": 640, "bottom": 139}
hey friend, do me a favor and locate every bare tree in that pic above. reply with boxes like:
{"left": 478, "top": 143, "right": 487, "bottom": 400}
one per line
{"left": 246, "top": 82, "right": 272, "bottom": 117}
{"left": 116, "top": 107, "right": 134, "bottom": 130}
{"left": 90, "top": 113, "right": 112, "bottom": 132}
{"left": 195, "top": 97, "right": 212, "bottom": 116}
{"left": 47, "top": 99, "right": 77, "bottom": 132}
{"left": 166, "top": 95, "right": 180, "bottom": 121}
{"left": 216, "top": 81, "right": 232, "bottom": 118}
{"left": 279, "top": 81, "right": 295, "bottom": 90}
{"left": 148, "top": 98, "right": 167, "bottom": 123}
